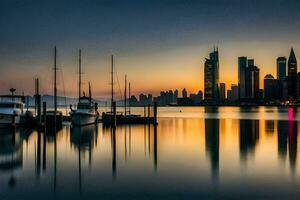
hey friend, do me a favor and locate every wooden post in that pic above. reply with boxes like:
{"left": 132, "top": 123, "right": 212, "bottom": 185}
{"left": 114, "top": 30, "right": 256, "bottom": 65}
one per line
{"left": 144, "top": 105, "right": 146, "bottom": 117}
{"left": 35, "top": 78, "right": 42, "bottom": 125}
{"left": 154, "top": 101, "right": 157, "bottom": 125}
{"left": 43, "top": 102, "right": 47, "bottom": 127}
{"left": 148, "top": 104, "right": 150, "bottom": 118}
{"left": 153, "top": 121, "right": 157, "bottom": 171}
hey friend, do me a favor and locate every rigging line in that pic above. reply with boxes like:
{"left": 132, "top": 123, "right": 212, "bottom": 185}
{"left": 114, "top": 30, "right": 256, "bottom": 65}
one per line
{"left": 60, "top": 68, "right": 68, "bottom": 115}
{"left": 114, "top": 62, "right": 124, "bottom": 107}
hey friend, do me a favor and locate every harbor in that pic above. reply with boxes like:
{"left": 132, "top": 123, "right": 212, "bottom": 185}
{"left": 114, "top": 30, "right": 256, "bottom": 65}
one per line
{"left": 0, "top": 48, "right": 158, "bottom": 131}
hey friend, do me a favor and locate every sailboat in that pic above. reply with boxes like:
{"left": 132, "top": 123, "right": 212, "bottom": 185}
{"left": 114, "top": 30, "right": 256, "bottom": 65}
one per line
{"left": 70, "top": 49, "right": 99, "bottom": 126}
{"left": 44, "top": 46, "right": 62, "bottom": 131}
{"left": 101, "top": 55, "right": 123, "bottom": 125}
{"left": 101, "top": 55, "right": 143, "bottom": 126}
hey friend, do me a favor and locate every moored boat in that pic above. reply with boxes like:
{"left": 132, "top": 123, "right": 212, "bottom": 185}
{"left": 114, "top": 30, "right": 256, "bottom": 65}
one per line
{"left": 0, "top": 89, "right": 26, "bottom": 128}
{"left": 70, "top": 96, "right": 99, "bottom": 126}
{"left": 70, "top": 49, "right": 99, "bottom": 126}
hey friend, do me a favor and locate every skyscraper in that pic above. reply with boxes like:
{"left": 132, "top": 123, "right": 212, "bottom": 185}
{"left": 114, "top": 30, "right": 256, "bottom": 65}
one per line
{"left": 264, "top": 74, "right": 275, "bottom": 101}
{"left": 204, "top": 48, "right": 219, "bottom": 100}
{"left": 253, "top": 66, "right": 260, "bottom": 99}
{"left": 219, "top": 83, "right": 226, "bottom": 100}
{"left": 182, "top": 88, "right": 187, "bottom": 98}
{"left": 238, "top": 57, "right": 247, "bottom": 99}
{"left": 288, "top": 48, "right": 297, "bottom": 76}
{"left": 287, "top": 48, "right": 297, "bottom": 99}
{"left": 174, "top": 89, "right": 178, "bottom": 102}
{"left": 227, "top": 84, "right": 238, "bottom": 102}
{"left": 245, "top": 60, "right": 260, "bottom": 99}
{"left": 277, "top": 57, "right": 287, "bottom": 80}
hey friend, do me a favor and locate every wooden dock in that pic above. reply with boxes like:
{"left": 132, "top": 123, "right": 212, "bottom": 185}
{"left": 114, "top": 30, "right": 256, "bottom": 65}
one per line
{"left": 101, "top": 102, "right": 158, "bottom": 127}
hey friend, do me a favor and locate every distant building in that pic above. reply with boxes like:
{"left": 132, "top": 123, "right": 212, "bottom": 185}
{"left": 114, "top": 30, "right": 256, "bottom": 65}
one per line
{"left": 245, "top": 60, "right": 260, "bottom": 100}
{"left": 174, "top": 89, "right": 178, "bottom": 102}
{"left": 204, "top": 48, "right": 219, "bottom": 101}
{"left": 182, "top": 88, "right": 187, "bottom": 98}
{"left": 273, "top": 79, "right": 284, "bottom": 100}
{"left": 227, "top": 84, "right": 238, "bottom": 102}
{"left": 277, "top": 57, "right": 287, "bottom": 81}
{"left": 297, "top": 73, "right": 300, "bottom": 99}
{"left": 238, "top": 57, "right": 247, "bottom": 99}
{"left": 129, "top": 95, "right": 139, "bottom": 106}
{"left": 287, "top": 48, "right": 297, "bottom": 100}
{"left": 264, "top": 74, "right": 275, "bottom": 101}
{"left": 198, "top": 90, "right": 203, "bottom": 101}
{"left": 219, "top": 83, "right": 226, "bottom": 100}
{"left": 177, "top": 97, "right": 194, "bottom": 106}
{"left": 283, "top": 80, "right": 289, "bottom": 100}
{"left": 239, "top": 57, "right": 259, "bottom": 100}
{"left": 147, "top": 94, "right": 153, "bottom": 105}
{"left": 139, "top": 93, "right": 148, "bottom": 105}
{"left": 189, "top": 90, "right": 203, "bottom": 104}
{"left": 247, "top": 59, "right": 254, "bottom": 67}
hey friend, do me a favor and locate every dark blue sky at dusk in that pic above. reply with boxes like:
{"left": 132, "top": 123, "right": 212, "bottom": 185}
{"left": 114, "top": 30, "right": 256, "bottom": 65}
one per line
{"left": 1, "top": 0, "right": 300, "bottom": 98}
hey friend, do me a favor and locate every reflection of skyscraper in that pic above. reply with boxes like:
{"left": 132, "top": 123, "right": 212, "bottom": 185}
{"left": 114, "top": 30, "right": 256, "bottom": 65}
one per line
{"left": 205, "top": 118, "right": 219, "bottom": 180}
{"left": 265, "top": 120, "right": 274, "bottom": 134}
{"left": 239, "top": 119, "right": 259, "bottom": 160}
{"left": 277, "top": 120, "right": 288, "bottom": 161}
{"left": 288, "top": 116, "right": 297, "bottom": 173}
{"left": 287, "top": 48, "right": 297, "bottom": 100}
{"left": 204, "top": 48, "right": 219, "bottom": 101}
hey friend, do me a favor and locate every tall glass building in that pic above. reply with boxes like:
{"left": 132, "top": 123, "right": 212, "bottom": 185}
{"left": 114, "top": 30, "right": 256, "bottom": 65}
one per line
{"left": 276, "top": 57, "right": 286, "bottom": 81}
{"left": 204, "top": 49, "right": 219, "bottom": 100}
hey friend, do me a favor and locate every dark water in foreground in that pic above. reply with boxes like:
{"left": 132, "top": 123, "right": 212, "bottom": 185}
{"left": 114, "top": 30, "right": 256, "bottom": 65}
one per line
{"left": 1, "top": 106, "right": 300, "bottom": 199}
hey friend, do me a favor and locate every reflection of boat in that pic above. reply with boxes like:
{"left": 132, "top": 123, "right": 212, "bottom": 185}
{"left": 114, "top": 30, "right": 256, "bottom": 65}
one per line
{"left": 0, "top": 89, "right": 34, "bottom": 127}
{"left": 0, "top": 128, "right": 23, "bottom": 171}
{"left": 70, "top": 125, "right": 96, "bottom": 151}
{"left": 70, "top": 124, "right": 96, "bottom": 191}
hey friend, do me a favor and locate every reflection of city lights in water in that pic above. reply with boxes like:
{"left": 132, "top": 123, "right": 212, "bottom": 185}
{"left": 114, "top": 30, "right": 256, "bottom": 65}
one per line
{"left": 288, "top": 108, "right": 294, "bottom": 121}
{"left": 288, "top": 107, "right": 295, "bottom": 138}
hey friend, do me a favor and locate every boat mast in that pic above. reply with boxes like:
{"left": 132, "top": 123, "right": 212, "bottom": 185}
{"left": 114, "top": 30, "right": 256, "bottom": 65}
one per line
{"left": 79, "top": 49, "right": 82, "bottom": 99}
{"left": 54, "top": 46, "right": 57, "bottom": 115}
{"left": 129, "top": 82, "right": 131, "bottom": 115}
{"left": 124, "top": 75, "right": 127, "bottom": 116}
{"left": 88, "top": 82, "right": 92, "bottom": 100}
{"left": 111, "top": 55, "right": 114, "bottom": 112}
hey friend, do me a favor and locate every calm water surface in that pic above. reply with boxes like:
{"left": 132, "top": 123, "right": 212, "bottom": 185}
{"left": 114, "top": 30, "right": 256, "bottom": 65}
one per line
{"left": 1, "top": 106, "right": 300, "bottom": 199}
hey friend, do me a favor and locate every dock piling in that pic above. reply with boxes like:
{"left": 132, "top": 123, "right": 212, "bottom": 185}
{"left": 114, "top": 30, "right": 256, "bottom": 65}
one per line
{"left": 35, "top": 78, "right": 42, "bottom": 124}
{"left": 43, "top": 101, "right": 47, "bottom": 127}
{"left": 154, "top": 101, "right": 157, "bottom": 125}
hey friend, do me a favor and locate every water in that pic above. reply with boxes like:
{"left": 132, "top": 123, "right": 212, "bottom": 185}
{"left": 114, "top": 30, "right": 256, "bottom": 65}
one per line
{"left": 1, "top": 106, "right": 300, "bottom": 199}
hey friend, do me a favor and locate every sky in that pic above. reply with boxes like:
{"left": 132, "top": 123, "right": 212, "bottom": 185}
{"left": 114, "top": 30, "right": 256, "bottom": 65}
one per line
{"left": 1, "top": 0, "right": 300, "bottom": 99}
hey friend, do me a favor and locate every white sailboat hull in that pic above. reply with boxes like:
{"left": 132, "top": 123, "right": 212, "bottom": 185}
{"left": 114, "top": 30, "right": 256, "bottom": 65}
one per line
{"left": 71, "top": 112, "right": 98, "bottom": 126}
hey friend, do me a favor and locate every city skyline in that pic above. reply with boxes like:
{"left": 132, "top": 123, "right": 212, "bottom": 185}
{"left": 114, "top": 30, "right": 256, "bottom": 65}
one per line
{"left": 1, "top": 0, "right": 300, "bottom": 99}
